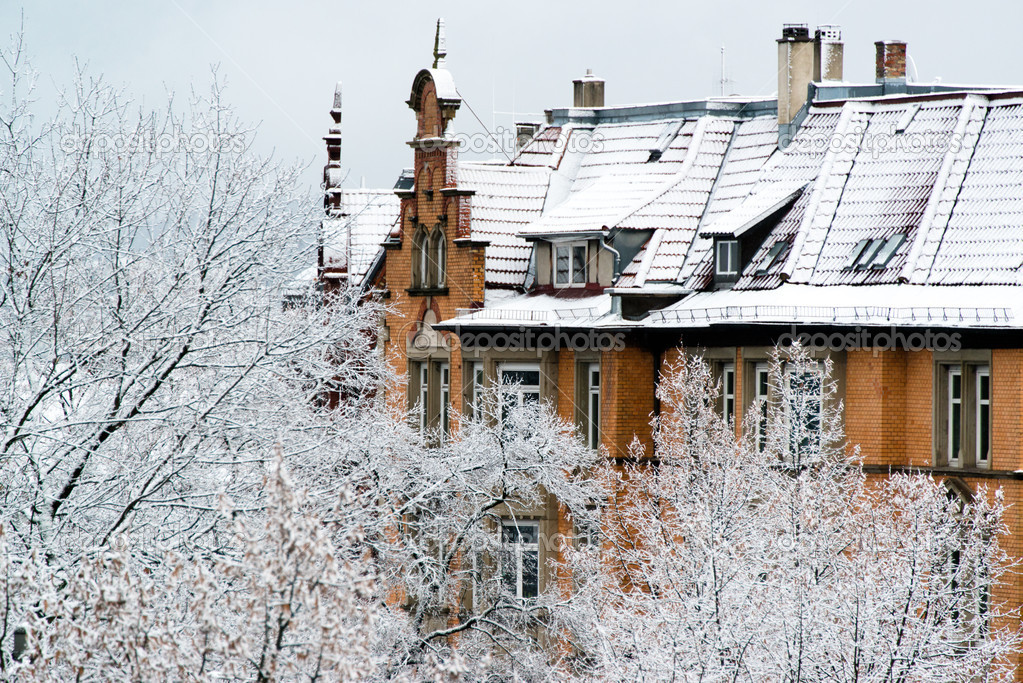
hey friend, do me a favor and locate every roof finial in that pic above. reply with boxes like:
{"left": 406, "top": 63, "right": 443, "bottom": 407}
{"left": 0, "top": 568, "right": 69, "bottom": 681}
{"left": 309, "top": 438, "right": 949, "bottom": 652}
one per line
{"left": 330, "top": 81, "right": 342, "bottom": 124}
{"left": 433, "top": 18, "right": 447, "bottom": 69}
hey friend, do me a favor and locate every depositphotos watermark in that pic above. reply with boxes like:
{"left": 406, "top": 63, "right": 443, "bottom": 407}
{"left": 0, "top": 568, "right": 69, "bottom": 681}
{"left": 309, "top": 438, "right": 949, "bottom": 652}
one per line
{"left": 458, "top": 327, "right": 626, "bottom": 355}
{"left": 399, "top": 321, "right": 626, "bottom": 358}
{"left": 59, "top": 128, "right": 249, "bottom": 155}
{"left": 777, "top": 325, "right": 962, "bottom": 356}
{"left": 415, "top": 126, "right": 605, "bottom": 157}
{"left": 782, "top": 127, "right": 963, "bottom": 160}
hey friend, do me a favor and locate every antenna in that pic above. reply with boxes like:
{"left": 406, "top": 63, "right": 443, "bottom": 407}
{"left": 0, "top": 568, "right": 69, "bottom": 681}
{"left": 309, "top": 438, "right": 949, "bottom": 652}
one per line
{"left": 719, "top": 45, "right": 735, "bottom": 96}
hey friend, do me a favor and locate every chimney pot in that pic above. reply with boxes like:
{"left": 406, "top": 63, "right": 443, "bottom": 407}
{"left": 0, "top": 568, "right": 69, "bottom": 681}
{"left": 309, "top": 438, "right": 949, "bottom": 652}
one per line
{"left": 781, "top": 23, "right": 810, "bottom": 40}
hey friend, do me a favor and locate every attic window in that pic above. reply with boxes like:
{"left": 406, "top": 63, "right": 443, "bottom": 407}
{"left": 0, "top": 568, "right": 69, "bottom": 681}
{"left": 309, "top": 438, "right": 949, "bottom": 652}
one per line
{"left": 755, "top": 241, "right": 789, "bottom": 276}
{"left": 844, "top": 233, "right": 907, "bottom": 271}
{"left": 714, "top": 239, "right": 740, "bottom": 281}
{"left": 554, "top": 242, "right": 588, "bottom": 287}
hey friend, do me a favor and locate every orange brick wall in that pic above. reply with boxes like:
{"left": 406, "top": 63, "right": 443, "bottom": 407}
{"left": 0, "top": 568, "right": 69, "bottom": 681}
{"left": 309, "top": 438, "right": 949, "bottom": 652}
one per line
{"left": 992, "top": 349, "right": 1023, "bottom": 473}
{"left": 600, "top": 345, "right": 656, "bottom": 459}
{"left": 380, "top": 71, "right": 485, "bottom": 421}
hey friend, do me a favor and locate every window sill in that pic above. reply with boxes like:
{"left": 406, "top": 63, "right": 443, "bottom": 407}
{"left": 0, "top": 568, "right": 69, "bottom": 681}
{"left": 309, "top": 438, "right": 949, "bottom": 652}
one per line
{"left": 407, "top": 286, "right": 449, "bottom": 296}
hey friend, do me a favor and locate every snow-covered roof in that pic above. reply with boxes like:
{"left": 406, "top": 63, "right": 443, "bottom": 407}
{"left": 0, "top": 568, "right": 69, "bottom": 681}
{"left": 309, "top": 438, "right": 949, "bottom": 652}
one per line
{"left": 721, "top": 92, "right": 1023, "bottom": 291}
{"left": 457, "top": 162, "right": 552, "bottom": 287}
{"left": 644, "top": 284, "right": 1019, "bottom": 329}
{"left": 321, "top": 189, "right": 399, "bottom": 287}
{"left": 446, "top": 291, "right": 613, "bottom": 328}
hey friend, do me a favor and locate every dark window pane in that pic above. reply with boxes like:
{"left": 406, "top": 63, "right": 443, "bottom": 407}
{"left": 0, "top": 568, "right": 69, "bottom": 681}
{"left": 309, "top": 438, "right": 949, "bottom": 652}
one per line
{"left": 522, "top": 551, "right": 539, "bottom": 599}
{"left": 556, "top": 247, "right": 569, "bottom": 284}
{"left": 502, "top": 370, "right": 540, "bottom": 386}
{"left": 979, "top": 403, "right": 990, "bottom": 461}
{"left": 572, "top": 245, "right": 587, "bottom": 283}
{"left": 951, "top": 402, "right": 961, "bottom": 460}
{"left": 501, "top": 550, "right": 516, "bottom": 593}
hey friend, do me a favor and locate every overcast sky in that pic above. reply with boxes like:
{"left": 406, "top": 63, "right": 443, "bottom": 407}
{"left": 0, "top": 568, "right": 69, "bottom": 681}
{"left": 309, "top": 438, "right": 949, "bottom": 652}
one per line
{"left": 5, "top": 1, "right": 1022, "bottom": 193}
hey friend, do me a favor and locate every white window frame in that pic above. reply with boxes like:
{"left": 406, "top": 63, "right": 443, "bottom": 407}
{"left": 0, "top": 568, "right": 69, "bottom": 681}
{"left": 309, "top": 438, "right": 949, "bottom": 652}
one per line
{"left": 585, "top": 362, "right": 600, "bottom": 450}
{"left": 948, "top": 366, "right": 963, "bottom": 467}
{"left": 500, "top": 521, "right": 540, "bottom": 600}
{"left": 722, "top": 362, "right": 736, "bottom": 425}
{"left": 975, "top": 366, "right": 990, "bottom": 466}
{"left": 715, "top": 239, "right": 740, "bottom": 277}
{"left": 467, "top": 361, "right": 485, "bottom": 421}
{"left": 440, "top": 362, "right": 450, "bottom": 438}
{"left": 553, "top": 241, "right": 589, "bottom": 288}
{"left": 498, "top": 363, "right": 541, "bottom": 406}
{"left": 419, "top": 363, "right": 430, "bottom": 433}
{"left": 754, "top": 362, "right": 770, "bottom": 452}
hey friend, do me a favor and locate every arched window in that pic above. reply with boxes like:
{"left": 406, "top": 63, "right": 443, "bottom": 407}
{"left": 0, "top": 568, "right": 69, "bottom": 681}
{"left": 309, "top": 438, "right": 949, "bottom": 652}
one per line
{"left": 429, "top": 227, "right": 446, "bottom": 287}
{"left": 411, "top": 227, "right": 428, "bottom": 288}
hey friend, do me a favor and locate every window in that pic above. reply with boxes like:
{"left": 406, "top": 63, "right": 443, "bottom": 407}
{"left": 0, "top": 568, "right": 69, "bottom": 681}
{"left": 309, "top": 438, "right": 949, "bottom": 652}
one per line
{"left": 499, "top": 364, "right": 541, "bottom": 408}
{"left": 844, "top": 233, "right": 906, "bottom": 271}
{"left": 440, "top": 362, "right": 450, "bottom": 438}
{"left": 466, "top": 361, "right": 485, "bottom": 421}
{"left": 429, "top": 227, "right": 446, "bottom": 287}
{"left": 418, "top": 363, "right": 429, "bottom": 432}
{"left": 581, "top": 362, "right": 600, "bottom": 450}
{"left": 948, "top": 366, "right": 963, "bottom": 466}
{"left": 716, "top": 359, "right": 740, "bottom": 423}
{"left": 755, "top": 241, "right": 789, "bottom": 276}
{"left": 410, "top": 226, "right": 445, "bottom": 289}
{"left": 976, "top": 367, "right": 990, "bottom": 467}
{"left": 938, "top": 363, "right": 991, "bottom": 468}
{"left": 499, "top": 363, "right": 542, "bottom": 438}
{"left": 753, "top": 362, "right": 770, "bottom": 452}
{"left": 410, "top": 359, "right": 451, "bottom": 438}
{"left": 411, "top": 227, "right": 428, "bottom": 288}
{"left": 715, "top": 239, "right": 740, "bottom": 278}
{"left": 784, "top": 361, "right": 823, "bottom": 464}
{"left": 501, "top": 521, "right": 539, "bottom": 600}
{"left": 554, "top": 242, "right": 588, "bottom": 287}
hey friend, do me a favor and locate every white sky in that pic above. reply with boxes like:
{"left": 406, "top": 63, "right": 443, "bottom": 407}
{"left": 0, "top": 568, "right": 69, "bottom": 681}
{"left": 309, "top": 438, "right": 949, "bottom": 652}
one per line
{"left": 5, "top": 0, "right": 1023, "bottom": 193}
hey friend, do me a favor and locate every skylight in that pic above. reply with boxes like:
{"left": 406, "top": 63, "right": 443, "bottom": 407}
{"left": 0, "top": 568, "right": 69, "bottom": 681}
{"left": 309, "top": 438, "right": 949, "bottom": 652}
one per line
{"left": 647, "top": 120, "right": 684, "bottom": 162}
{"left": 844, "top": 233, "right": 907, "bottom": 271}
{"left": 755, "top": 241, "right": 789, "bottom": 276}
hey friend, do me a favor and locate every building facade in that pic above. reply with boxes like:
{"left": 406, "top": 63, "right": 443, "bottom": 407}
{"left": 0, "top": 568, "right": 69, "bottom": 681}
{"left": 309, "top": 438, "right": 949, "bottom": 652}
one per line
{"left": 321, "top": 20, "right": 1023, "bottom": 662}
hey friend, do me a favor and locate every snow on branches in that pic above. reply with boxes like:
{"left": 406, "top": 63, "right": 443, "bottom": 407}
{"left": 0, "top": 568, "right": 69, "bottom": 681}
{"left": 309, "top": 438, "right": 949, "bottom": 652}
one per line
{"left": 562, "top": 344, "right": 1020, "bottom": 681}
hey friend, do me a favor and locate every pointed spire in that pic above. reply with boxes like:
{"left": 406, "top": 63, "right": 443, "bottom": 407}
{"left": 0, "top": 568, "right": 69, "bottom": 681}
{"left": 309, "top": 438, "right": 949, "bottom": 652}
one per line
{"left": 432, "top": 18, "right": 447, "bottom": 69}
{"left": 330, "top": 81, "right": 342, "bottom": 124}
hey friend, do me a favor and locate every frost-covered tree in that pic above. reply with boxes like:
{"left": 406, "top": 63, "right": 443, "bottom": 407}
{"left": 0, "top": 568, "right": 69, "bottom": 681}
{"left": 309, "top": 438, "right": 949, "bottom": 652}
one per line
{"left": 323, "top": 387, "right": 602, "bottom": 680}
{"left": 0, "top": 36, "right": 384, "bottom": 569}
{"left": 4, "top": 449, "right": 380, "bottom": 681}
{"left": 562, "top": 345, "right": 1020, "bottom": 681}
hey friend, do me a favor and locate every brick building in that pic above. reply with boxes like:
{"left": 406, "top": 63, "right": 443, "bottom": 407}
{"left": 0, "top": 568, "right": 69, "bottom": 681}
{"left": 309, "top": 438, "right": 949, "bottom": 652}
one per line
{"left": 320, "top": 20, "right": 1023, "bottom": 659}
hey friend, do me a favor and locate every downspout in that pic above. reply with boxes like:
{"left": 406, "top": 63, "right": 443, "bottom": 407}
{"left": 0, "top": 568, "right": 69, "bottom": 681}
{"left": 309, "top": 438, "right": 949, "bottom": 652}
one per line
{"left": 602, "top": 230, "right": 622, "bottom": 280}
{"left": 603, "top": 230, "right": 623, "bottom": 316}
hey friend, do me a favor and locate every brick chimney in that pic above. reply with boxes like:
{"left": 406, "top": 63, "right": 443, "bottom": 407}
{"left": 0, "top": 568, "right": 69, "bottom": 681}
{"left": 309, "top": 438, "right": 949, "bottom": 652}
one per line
{"left": 573, "top": 69, "right": 605, "bottom": 108}
{"left": 875, "top": 40, "right": 907, "bottom": 83}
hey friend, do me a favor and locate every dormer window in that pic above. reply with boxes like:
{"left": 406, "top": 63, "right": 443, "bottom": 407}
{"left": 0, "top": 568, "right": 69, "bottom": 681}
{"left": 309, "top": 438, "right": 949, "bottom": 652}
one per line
{"left": 554, "top": 241, "right": 588, "bottom": 287}
{"left": 714, "top": 239, "right": 740, "bottom": 283}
